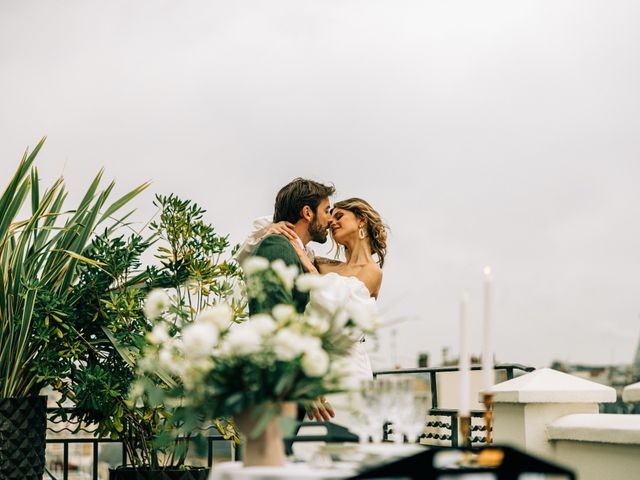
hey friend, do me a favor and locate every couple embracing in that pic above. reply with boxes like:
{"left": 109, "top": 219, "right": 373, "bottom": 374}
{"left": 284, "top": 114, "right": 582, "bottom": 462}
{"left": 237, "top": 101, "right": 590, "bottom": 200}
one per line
{"left": 239, "top": 177, "right": 388, "bottom": 424}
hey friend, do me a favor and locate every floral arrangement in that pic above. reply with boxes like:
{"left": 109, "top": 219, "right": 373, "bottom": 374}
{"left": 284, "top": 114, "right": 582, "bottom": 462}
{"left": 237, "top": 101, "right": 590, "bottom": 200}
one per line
{"left": 133, "top": 256, "right": 380, "bottom": 439}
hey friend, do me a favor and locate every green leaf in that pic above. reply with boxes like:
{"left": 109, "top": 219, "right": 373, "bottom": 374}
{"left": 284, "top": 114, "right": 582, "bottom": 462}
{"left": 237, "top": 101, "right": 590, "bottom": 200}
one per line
{"left": 99, "top": 181, "right": 151, "bottom": 225}
{"left": 249, "top": 405, "right": 279, "bottom": 439}
{"left": 60, "top": 249, "right": 108, "bottom": 267}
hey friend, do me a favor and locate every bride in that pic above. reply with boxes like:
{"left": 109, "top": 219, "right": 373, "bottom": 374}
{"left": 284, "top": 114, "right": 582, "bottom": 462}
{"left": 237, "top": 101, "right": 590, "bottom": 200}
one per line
{"left": 239, "top": 197, "right": 388, "bottom": 422}
{"left": 291, "top": 197, "right": 386, "bottom": 298}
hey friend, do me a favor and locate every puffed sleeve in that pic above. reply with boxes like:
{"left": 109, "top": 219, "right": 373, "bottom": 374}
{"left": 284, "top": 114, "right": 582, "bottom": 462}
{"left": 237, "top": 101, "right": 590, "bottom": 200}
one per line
{"left": 234, "top": 215, "right": 272, "bottom": 265}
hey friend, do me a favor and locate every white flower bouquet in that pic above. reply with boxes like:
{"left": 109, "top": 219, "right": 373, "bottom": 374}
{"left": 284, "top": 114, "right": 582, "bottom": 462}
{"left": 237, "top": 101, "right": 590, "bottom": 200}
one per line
{"left": 133, "top": 257, "right": 380, "bottom": 440}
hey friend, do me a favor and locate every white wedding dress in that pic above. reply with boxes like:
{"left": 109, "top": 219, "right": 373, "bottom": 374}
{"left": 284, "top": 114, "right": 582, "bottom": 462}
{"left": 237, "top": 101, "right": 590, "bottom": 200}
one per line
{"left": 306, "top": 272, "right": 375, "bottom": 382}
{"left": 305, "top": 272, "right": 376, "bottom": 428}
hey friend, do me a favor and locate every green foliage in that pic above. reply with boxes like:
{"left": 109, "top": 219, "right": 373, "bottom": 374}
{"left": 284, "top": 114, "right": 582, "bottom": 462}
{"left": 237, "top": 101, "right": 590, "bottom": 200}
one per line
{"left": 0, "top": 138, "right": 149, "bottom": 398}
{"left": 46, "top": 193, "right": 244, "bottom": 468}
{"left": 1, "top": 140, "right": 243, "bottom": 468}
{"left": 148, "top": 194, "right": 244, "bottom": 319}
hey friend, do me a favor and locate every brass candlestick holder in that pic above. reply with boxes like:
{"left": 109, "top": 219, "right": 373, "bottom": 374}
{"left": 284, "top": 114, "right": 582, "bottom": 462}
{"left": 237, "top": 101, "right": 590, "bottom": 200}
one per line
{"left": 459, "top": 415, "right": 471, "bottom": 448}
{"left": 457, "top": 415, "right": 476, "bottom": 467}
{"left": 482, "top": 392, "right": 494, "bottom": 444}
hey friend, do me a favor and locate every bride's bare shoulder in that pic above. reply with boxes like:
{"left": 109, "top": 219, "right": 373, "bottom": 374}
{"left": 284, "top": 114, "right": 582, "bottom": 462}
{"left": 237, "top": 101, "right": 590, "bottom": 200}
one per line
{"left": 356, "top": 263, "right": 383, "bottom": 297}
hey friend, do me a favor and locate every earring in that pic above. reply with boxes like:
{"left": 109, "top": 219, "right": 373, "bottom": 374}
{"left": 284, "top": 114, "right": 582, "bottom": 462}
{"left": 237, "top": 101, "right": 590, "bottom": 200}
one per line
{"left": 358, "top": 227, "right": 366, "bottom": 239}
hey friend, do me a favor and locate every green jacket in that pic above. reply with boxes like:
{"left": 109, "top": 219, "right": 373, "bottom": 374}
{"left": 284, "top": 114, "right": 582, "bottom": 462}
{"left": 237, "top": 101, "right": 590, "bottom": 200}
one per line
{"left": 248, "top": 234, "right": 310, "bottom": 315}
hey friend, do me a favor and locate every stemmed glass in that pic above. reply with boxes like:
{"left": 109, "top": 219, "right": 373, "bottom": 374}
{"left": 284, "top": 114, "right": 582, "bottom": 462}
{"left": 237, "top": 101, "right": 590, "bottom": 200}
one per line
{"left": 382, "top": 376, "right": 430, "bottom": 444}
{"left": 345, "top": 379, "right": 386, "bottom": 443}
{"left": 396, "top": 391, "right": 430, "bottom": 443}
{"left": 343, "top": 391, "right": 371, "bottom": 444}
{"left": 359, "top": 379, "right": 388, "bottom": 443}
{"left": 347, "top": 376, "right": 430, "bottom": 444}
{"left": 377, "top": 377, "right": 411, "bottom": 443}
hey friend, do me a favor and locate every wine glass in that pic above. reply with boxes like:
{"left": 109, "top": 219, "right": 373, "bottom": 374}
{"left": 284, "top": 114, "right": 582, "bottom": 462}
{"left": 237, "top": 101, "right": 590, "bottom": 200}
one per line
{"left": 397, "top": 392, "right": 430, "bottom": 444}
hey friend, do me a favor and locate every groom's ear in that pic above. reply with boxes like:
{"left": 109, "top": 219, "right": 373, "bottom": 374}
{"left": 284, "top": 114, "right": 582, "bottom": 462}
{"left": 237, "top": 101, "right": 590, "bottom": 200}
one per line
{"left": 301, "top": 205, "right": 314, "bottom": 222}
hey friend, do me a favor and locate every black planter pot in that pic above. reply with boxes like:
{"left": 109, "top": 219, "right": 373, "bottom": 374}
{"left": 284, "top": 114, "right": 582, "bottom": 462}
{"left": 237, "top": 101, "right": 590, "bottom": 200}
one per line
{"left": 0, "top": 395, "right": 47, "bottom": 480}
{"left": 109, "top": 466, "right": 210, "bottom": 480}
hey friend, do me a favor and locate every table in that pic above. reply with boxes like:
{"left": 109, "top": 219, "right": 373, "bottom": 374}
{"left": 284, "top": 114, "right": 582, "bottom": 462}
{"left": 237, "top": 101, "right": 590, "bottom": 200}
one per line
{"left": 209, "top": 444, "right": 425, "bottom": 480}
{"left": 209, "top": 461, "right": 357, "bottom": 480}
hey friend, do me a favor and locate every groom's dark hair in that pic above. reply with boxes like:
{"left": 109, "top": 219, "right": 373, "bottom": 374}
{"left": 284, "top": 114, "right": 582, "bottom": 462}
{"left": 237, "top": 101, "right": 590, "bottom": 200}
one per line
{"left": 273, "top": 178, "right": 335, "bottom": 224}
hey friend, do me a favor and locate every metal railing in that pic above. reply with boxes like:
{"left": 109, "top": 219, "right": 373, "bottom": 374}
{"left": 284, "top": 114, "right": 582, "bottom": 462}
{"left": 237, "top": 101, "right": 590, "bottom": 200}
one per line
{"left": 45, "top": 410, "right": 236, "bottom": 480}
{"left": 374, "top": 363, "right": 534, "bottom": 447}
{"left": 45, "top": 363, "right": 533, "bottom": 478}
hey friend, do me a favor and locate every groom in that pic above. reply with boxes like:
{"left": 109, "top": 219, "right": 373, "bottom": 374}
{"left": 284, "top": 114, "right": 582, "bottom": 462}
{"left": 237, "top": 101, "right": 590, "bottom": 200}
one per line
{"left": 248, "top": 177, "right": 334, "bottom": 315}
{"left": 248, "top": 177, "right": 335, "bottom": 422}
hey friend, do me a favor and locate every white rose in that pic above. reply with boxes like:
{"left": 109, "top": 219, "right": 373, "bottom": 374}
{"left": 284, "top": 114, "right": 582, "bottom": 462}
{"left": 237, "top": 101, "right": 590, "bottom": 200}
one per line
{"left": 304, "top": 312, "right": 330, "bottom": 334}
{"left": 182, "top": 322, "right": 219, "bottom": 358}
{"left": 298, "top": 335, "right": 322, "bottom": 355}
{"left": 129, "top": 381, "right": 145, "bottom": 400}
{"left": 270, "top": 259, "right": 299, "bottom": 291}
{"left": 197, "top": 304, "right": 233, "bottom": 331}
{"left": 272, "top": 304, "right": 296, "bottom": 323}
{"left": 144, "top": 289, "right": 171, "bottom": 319}
{"left": 306, "top": 273, "right": 349, "bottom": 316}
{"left": 221, "top": 323, "right": 262, "bottom": 357}
{"left": 330, "top": 309, "right": 350, "bottom": 332}
{"left": 329, "top": 358, "right": 360, "bottom": 391}
{"left": 271, "top": 329, "right": 304, "bottom": 361}
{"left": 242, "top": 256, "right": 270, "bottom": 276}
{"left": 296, "top": 274, "right": 326, "bottom": 292}
{"left": 179, "top": 357, "right": 213, "bottom": 388}
{"left": 346, "top": 302, "right": 378, "bottom": 333}
{"left": 249, "top": 314, "right": 277, "bottom": 335}
{"left": 158, "top": 347, "right": 176, "bottom": 372}
{"left": 301, "top": 347, "right": 329, "bottom": 377}
{"left": 148, "top": 323, "right": 170, "bottom": 344}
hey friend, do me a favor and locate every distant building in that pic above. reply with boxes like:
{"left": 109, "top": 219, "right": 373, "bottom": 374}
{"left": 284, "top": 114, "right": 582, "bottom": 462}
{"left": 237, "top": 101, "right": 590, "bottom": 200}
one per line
{"left": 633, "top": 331, "right": 640, "bottom": 381}
{"left": 417, "top": 352, "right": 429, "bottom": 368}
{"left": 548, "top": 330, "right": 640, "bottom": 413}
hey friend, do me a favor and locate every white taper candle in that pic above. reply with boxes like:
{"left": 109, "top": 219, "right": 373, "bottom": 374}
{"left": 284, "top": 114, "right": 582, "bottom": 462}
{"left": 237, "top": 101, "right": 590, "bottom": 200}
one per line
{"left": 459, "top": 292, "right": 470, "bottom": 417}
{"left": 482, "top": 266, "right": 494, "bottom": 390}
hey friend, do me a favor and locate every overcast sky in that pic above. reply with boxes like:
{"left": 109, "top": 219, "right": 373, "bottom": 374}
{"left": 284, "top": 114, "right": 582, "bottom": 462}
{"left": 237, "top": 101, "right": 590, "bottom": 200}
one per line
{"left": 1, "top": 1, "right": 639, "bottom": 369}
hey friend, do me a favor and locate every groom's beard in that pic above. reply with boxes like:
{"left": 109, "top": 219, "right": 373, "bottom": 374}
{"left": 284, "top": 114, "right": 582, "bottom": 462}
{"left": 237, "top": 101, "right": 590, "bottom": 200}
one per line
{"left": 308, "top": 217, "right": 328, "bottom": 243}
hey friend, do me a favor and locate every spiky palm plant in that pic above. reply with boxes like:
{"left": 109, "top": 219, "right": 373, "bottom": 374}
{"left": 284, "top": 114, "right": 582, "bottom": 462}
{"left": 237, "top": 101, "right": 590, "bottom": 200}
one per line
{"left": 0, "top": 137, "right": 149, "bottom": 398}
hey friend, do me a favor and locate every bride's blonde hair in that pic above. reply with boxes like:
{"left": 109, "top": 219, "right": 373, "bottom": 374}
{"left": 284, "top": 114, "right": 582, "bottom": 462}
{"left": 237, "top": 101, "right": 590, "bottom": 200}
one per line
{"left": 332, "top": 198, "right": 388, "bottom": 267}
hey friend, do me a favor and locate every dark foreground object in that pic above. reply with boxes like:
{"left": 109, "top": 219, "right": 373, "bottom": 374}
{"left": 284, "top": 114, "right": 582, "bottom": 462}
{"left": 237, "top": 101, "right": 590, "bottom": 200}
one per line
{"left": 0, "top": 395, "right": 47, "bottom": 480}
{"left": 109, "top": 466, "right": 210, "bottom": 480}
{"left": 348, "top": 444, "right": 576, "bottom": 480}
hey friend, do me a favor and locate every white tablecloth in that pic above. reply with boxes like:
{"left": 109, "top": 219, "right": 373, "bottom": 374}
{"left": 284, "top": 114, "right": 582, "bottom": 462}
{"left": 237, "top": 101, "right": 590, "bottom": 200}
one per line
{"left": 209, "top": 461, "right": 357, "bottom": 480}
{"left": 209, "top": 444, "right": 426, "bottom": 480}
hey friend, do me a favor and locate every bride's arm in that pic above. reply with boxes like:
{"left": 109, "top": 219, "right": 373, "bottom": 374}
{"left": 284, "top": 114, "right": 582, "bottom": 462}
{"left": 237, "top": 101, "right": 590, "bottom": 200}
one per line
{"left": 290, "top": 239, "right": 319, "bottom": 273}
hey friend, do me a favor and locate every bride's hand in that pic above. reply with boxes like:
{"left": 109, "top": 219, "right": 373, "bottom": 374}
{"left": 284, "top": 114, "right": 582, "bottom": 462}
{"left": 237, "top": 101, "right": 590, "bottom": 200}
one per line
{"left": 266, "top": 221, "right": 297, "bottom": 241}
{"left": 306, "top": 396, "right": 335, "bottom": 422}
{"left": 290, "top": 238, "right": 318, "bottom": 273}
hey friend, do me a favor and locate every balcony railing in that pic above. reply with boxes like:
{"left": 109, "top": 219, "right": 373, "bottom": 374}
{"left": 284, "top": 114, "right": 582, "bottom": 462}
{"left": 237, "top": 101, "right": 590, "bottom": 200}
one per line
{"left": 374, "top": 363, "right": 535, "bottom": 446}
{"left": 45, "top": 414, "right": 235, "bottom": 480}
{"left": 44, "top": 363, "right": 533, "bottom": 479}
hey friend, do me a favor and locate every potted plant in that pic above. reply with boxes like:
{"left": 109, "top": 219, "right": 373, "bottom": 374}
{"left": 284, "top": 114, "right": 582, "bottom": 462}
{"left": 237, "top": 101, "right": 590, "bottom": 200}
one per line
{"left": 0, "top": 138, "right": 149, "bottom": 480}
{"left": 46, "top": 193, "right": 244, "bottom": 479}
{"left": 133, "top": 258, "right": 380, "bottom": 467}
